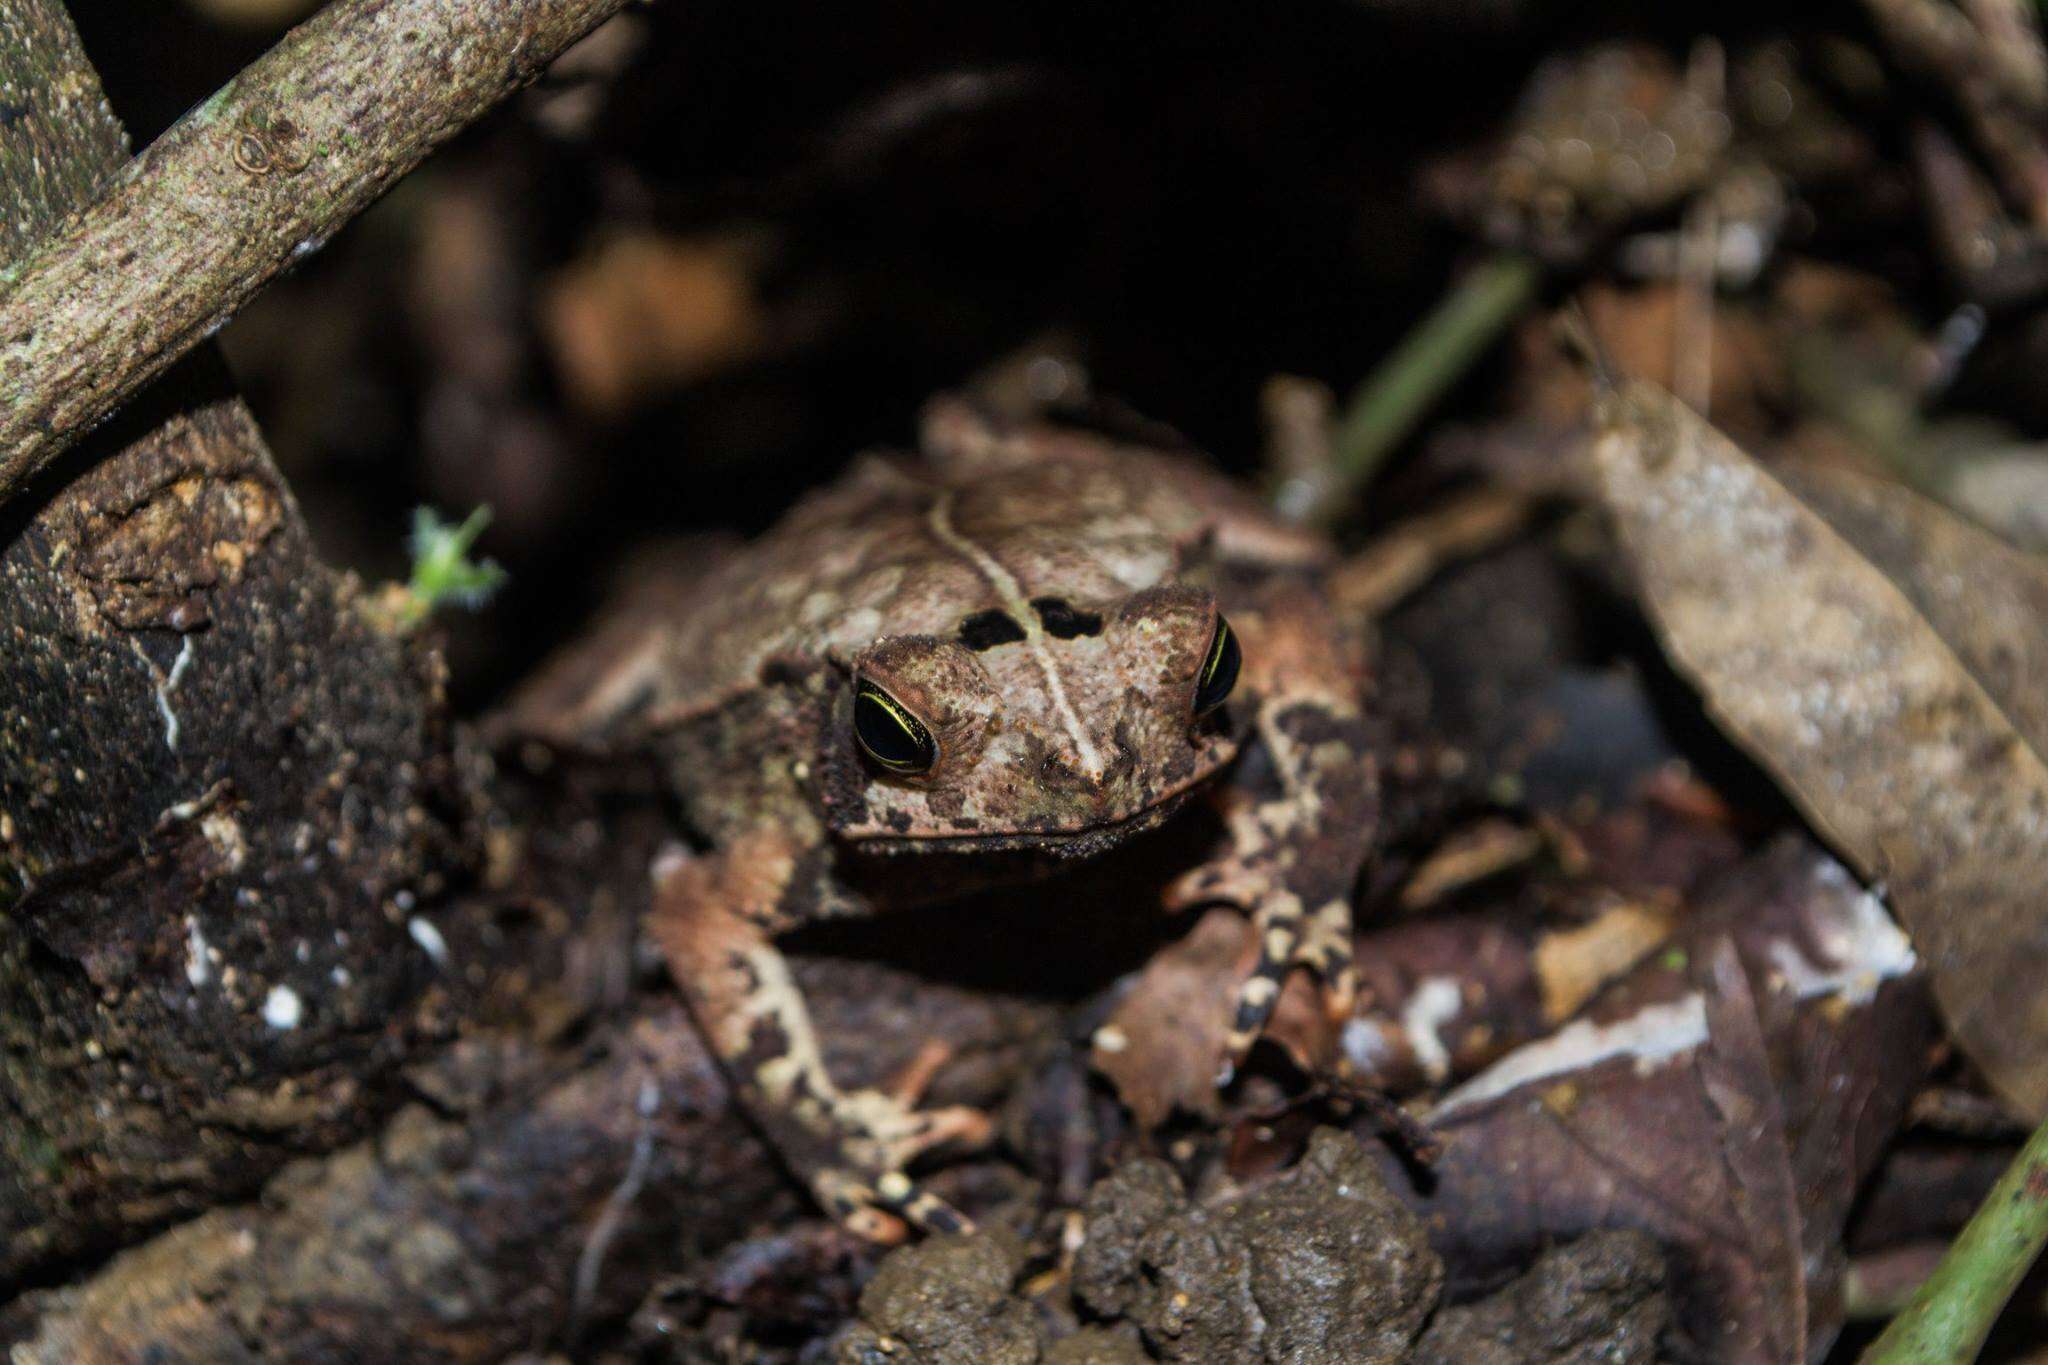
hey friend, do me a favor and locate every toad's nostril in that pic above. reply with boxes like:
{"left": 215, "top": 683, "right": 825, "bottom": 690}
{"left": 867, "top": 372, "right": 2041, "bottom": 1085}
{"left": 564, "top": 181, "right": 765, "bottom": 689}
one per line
{"left": 1038, "top": 746, "right": 1113, "bottom": 790}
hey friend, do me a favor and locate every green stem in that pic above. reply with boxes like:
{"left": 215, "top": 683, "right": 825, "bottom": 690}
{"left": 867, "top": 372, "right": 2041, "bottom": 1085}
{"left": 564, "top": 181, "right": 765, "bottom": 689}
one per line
{"left": 1328, "top": 251, "right": 1541, "bottom": 494}
{"left": 1862, "top": 1112, "right": 2048, "bottom": 1363}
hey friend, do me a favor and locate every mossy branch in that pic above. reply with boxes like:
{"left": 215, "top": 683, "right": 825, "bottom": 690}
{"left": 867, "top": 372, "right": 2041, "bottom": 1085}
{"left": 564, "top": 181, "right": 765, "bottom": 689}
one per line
{"left": 0, "top": 0, "right": 631, "bottom": 506}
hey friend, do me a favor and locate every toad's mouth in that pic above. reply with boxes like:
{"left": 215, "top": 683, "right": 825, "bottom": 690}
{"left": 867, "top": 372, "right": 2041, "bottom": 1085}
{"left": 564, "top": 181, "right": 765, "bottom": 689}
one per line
{"left": 839, "top": 784, "right": 1201, "bottom": 861}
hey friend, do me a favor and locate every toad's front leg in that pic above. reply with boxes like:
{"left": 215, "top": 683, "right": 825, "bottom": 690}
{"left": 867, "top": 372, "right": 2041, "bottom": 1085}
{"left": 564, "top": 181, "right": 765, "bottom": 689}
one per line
{"left": 1167, "top": 581, "right": 1379, "bottom": 1082}
{"left": 647, "top": 828, "right": 992, "bottom": 1243}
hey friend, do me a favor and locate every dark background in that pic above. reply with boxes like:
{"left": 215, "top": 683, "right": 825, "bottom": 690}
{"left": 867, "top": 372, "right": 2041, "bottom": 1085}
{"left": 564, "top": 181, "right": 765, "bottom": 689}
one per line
{"left": 62, "top": 0, "right": 1946, "bottom": 712}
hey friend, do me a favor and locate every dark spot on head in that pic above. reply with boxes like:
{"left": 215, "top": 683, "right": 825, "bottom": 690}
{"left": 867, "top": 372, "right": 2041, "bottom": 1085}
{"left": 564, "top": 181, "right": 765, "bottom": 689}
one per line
{"left": 884, "top": 807, "right": 914, "bottom": 833}
{"left": 958, "top": 608, "right": 1027, "bottom": 650}
{"left": 760, "top": 657, "right": 820, "bottom": 687}
{"left": 1031, "top": 597, "right": 1103, "bottom": 639}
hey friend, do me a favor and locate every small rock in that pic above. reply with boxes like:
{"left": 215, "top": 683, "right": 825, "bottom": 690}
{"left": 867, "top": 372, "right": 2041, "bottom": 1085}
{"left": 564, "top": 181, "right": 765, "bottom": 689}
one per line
{"left": 1410, "top": 1229, "right": 1669, "bottom": 1364}
{"left": 1074, "top": 1128, "right": 1443, "bottom": 1364}
{"left": 838, "top": 1227, "right": 1045, "bottom": 1364}
{"left": 1044, "top": 1324, "right": 1152, "bottom": 1364}
{"left": 1070, "top": 1157, "right": 1190, "bottom": 1320}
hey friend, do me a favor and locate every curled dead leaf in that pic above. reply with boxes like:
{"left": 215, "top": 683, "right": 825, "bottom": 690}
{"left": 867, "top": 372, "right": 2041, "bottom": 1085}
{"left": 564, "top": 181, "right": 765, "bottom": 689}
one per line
{"left": 1398, "top": 839, "right": 1935, "bottom": 1363}
{"left": 1091, "top": 909, "right": 1331, "bottom": 1128}
{"left": 1589, "top": 378, "right": 2048, "bottom": 1117}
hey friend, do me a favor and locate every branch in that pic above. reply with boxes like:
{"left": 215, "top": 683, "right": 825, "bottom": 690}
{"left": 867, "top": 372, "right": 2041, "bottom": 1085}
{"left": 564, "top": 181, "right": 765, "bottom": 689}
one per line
{"left": 0, "top": 0, "right": 632, "bottom": 505}
{"left": 1860, "top": 1109, "right": 2048, "bottom": 1363}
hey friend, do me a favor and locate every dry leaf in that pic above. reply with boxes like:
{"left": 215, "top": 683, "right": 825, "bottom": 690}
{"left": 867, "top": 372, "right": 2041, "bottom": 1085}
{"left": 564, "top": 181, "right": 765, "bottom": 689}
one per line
{"left": 1531, "top": 899, "right": 1677, "bottom": 1023}
{"left": 1096, "top": 799, "right": 1727, "bottom": 1117}
{"left": 1696, "top": 937, "right": 1808, "bottom": 1360}
{"left": 1092, "top": 909, "right": 1330, "bottom": 1127}
{"left": 1394, "top": 817, "right": 1546, "bottom": 911}
{"left": 1399, "top": 839, "right": 1934, "bottom": 1363}
{"left": 1590, "top": 378, "right": 2048, "bottom": 1116}
{"left": 1090, "top": 909, "right": 1240, "bottom": 1127}
{"left": 541, "top": 234, "right": 766, "bottom": 415}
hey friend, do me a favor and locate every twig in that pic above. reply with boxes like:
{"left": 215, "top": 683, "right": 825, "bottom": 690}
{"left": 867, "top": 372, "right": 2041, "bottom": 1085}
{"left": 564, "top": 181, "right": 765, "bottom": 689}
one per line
{"left": 1672, "top": 40, "right": 1724, "bottom": 419}
{"left": 569, "top": 1076, "right": 662, "bottom": 1338}
{"left": 1861, "top": 1109, "right": 2048, "bottom": 1363}
{"left": 1324, "top": 488, "right": 1536, "bottom": 618}
{"left": 1862, "top": 0, "right": 2048, "bottom": 228}
{"left": 1321, "top": 252, "right": 1540, "bottom": 517}
{"left": 0, "top": 0, "right": 632, "bottom": 506}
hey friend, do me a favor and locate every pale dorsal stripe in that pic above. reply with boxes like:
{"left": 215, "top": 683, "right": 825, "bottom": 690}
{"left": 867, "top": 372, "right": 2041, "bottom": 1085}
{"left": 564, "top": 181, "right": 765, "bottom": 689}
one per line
{"left": 927, "top": 491, "right": 1106, "bottom": 779}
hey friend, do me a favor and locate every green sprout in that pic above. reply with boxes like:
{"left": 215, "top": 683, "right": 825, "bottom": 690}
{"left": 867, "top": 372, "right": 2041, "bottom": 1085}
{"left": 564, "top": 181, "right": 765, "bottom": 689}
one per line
{"left": 402, "top": 505, "right": 507, "bottom": 628}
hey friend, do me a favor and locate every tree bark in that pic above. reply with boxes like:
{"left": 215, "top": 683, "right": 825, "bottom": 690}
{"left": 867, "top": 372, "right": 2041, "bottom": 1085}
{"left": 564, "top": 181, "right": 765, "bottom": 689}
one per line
{"left": 0, "top": 0, "right": 460, "bottom": 1286}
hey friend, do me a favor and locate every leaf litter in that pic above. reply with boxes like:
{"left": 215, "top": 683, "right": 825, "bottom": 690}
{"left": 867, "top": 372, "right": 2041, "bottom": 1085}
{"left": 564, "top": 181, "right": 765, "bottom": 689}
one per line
{"left": 1590, "top": 378, "right": 2048, "bottom": 1120}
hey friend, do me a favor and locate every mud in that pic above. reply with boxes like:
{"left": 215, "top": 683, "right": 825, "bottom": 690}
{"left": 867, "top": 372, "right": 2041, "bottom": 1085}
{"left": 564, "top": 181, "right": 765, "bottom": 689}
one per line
{"left": 1410, "top": 1230, "right": 1669, "bottom": 1365}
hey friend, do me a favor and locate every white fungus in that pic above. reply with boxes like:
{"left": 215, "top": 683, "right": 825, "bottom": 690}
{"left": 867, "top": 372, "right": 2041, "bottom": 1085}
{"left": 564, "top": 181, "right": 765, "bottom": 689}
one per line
{"left": 407, "top": 915, "right": 449, "bottom": 969}
{"left": 261, "top": 984, "right": 303, "bottom": 1030}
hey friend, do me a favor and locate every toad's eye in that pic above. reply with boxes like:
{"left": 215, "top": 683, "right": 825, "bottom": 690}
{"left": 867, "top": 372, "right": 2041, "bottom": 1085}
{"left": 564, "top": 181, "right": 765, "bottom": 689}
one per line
{"left": 1193, "top": 615, "right": 1241, "bottom": 716}
{"left": 853, "top": 681, "right": 938, "bottom": 775}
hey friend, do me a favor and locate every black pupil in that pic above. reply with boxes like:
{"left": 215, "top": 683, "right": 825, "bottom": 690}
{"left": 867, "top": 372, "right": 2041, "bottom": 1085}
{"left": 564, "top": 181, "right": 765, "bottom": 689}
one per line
{"left": 854, "top": 686, "right": 935, "bottom": 772}
{"left": 1194, "top": 617, "right": 1241, "bottom": 715}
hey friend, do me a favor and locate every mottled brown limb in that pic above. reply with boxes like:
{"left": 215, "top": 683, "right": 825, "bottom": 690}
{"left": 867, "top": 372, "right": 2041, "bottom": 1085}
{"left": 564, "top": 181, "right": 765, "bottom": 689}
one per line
{"left": 1165, "top": 577, "right": 1380, "bottom": 1083}
{"left": 0, "top": 0, "right": 460, "bottom": 1287}
{"left": 1324, "top": 488, "right": 1537, "bottom": 621}
{"left": 1194, "top": 696, "right": 1375, "bottom": 1080}
{"left": 0, "top": 0, "right": 634, "bottom": 506}
{"left": 646, "top": 837, "right": 993, "bottom": 1244}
